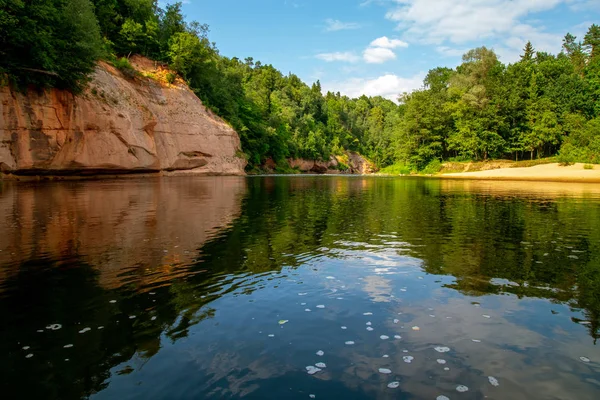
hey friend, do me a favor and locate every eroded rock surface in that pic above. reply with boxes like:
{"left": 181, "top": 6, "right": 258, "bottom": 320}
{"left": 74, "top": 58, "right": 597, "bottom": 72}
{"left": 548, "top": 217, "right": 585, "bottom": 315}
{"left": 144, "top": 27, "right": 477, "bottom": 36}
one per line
{"left": 0, "top": 56, "right": 246, "bottom": 176}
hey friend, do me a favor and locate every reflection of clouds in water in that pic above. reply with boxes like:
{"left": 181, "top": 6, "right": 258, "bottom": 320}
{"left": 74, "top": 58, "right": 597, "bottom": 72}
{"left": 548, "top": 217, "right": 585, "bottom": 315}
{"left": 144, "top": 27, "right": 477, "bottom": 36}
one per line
{"left": 392, "top": 296, "right": 600, "bottom": 399}
{"left": 363, "top": 275, "right": 393, "bottom": 303}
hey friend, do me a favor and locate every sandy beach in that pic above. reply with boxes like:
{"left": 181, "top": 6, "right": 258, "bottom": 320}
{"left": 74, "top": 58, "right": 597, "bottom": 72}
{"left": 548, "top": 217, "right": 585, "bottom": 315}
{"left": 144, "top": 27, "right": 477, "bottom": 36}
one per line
{"left": 441, "top": 163, "right": 600, "bottom": 183}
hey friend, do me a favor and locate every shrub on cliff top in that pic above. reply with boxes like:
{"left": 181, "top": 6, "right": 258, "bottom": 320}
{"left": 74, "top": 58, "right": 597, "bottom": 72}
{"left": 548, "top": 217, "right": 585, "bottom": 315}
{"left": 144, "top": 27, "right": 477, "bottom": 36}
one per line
{"left": 0, "top": 0, "right": 102, "bottom": 91}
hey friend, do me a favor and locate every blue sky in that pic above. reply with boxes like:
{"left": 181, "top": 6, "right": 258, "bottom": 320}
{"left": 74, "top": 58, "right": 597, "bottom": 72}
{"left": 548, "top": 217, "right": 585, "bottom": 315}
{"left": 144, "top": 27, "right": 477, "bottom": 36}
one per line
{"left": 181, "top": 0, "right": 599, "bottom": 100}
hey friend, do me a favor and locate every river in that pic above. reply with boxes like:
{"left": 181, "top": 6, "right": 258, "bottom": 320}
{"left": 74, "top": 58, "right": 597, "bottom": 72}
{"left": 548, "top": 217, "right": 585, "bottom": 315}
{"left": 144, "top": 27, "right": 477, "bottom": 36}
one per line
{"left": 1, "top": 176, "right": 599, "bottom": 399}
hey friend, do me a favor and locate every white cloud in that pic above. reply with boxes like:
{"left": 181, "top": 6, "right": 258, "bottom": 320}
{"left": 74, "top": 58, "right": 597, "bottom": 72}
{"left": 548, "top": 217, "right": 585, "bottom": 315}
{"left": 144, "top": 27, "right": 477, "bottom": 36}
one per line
{"left": 363, "top": 47, "right": 397, "bottom": 63}
{"left": 380, "top": 0, "right": 587, "bottom": 63}
{"left": 315, "top": 52, "right": 360, "bottom": 62}
{"left": 322, "top": 73, "right": 425, "bottom": 101}
{"left": 362, "top": 36, "right": 408, "bottom": 63}
{"left": 369, "top": 36, "right": 409, "bottom": 49}
{"left": 385, "top": 0, "right": 565, "bottom": 45}
{"left": 324, "top": 18, "right": 361, "bottom": 32}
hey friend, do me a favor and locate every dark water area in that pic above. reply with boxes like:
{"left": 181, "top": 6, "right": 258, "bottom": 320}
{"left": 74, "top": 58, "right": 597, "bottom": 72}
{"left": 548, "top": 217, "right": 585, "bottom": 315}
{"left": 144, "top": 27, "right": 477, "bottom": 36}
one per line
{"left": 1, "top": 176, "right": 600, "bottom": 400}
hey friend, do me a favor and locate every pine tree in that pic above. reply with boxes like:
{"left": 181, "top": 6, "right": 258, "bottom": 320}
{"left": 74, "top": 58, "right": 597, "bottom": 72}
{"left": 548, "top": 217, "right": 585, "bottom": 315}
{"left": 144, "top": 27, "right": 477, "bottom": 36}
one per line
{"left": 521, "top": 41, "right": 535, "bottom": 61}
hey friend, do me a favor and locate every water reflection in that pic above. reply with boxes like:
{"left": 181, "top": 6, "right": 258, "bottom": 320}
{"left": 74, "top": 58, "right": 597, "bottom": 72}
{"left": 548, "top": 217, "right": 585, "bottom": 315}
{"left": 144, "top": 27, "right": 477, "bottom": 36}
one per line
{"left": 0, "top": 176, "right": 599, "bottom": 400}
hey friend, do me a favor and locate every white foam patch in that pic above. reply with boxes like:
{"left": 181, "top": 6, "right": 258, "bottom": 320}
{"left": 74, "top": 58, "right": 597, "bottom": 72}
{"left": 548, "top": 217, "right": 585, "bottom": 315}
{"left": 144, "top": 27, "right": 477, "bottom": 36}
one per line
{"left": 437, "top": 359, "right": 446, "bottom": 364}
{"left": 345, "top": 341, "right": 355, "bottom": 345}
{"left": 326, "top": 276, "right": 335, "bottom": 279}
{"left": 367, "top": 327, "right": 374, "bottom": 331}
{"left": 363, "top": 312, "right": 373, "bottom": 316}
{"left": 341, "top": 326, "right": 347, "bottom": 330}
{"left": 412, "top": 326, "right": 420, "bottom": 331}
{"left": 403, "top": 356, "right": 414, "bottom": 363}
{"left": 305, "top": 309, "right": 311, "bottom": 312}
{"left": 580, "top": 356, "right": 591, "bottom": 363}
{"left": 393, "top": 319, "right": 399, "bottom": 324}
{"left": 488, "top": 376, "right": 499, "bottom": 386}
{"left": 268, "top": 334, "right": 275, "bottom": 337}
{"left": 109, "top": 300, "right": 117, "bottom": 303}
{"left": 63, "top": 344, "right": 73, "bottom": 348}
{"left": 366, "top": 322, "right": 372, "bottom": 326}
{"left": 315, "top": 362, "right": 326, "bottom": 368}
{"left": 78, "top": 328, "right": 91, "bottom": 334}
{"left": 383, "top": 354, "right": 389, "bottom": 358}
{"left": 316, "top": 350, "right": 324, "bottom": 356}
{"left": 380, "top": 335, "right": 389, "bottom": 340}
{"left": 46, "top": 324, "right": 62, "bottom": 331}
{"left": 378, "top": 368, "right": 392, "bottom": 374}
{"left": 387, "top": 381, "right": 400, "bottom": 388}
{"left": 437, "top": 396, "right": 450, "bottom": 400}
{"left": 482, "top": 315, "right": 491, "bottom": 318}
{"left": 472, "top": 339, "right": 481, "bottom": 343}
{"left": 394, "top": 335, "right": 402, "bottom": 339}
{"left": 25, "top": 354, "right": 33, "bottom": 358}
{"left": 316, "top": 305, "right": 325, "bottom": 309}
{"left": 434, "top": 346, "right": 450, "bottom": 353}
{"left": 306, "top": 366, "right": 322, "bottom": 375}
{"left": 456, "top": 385, "right": 469, "bottom": 392}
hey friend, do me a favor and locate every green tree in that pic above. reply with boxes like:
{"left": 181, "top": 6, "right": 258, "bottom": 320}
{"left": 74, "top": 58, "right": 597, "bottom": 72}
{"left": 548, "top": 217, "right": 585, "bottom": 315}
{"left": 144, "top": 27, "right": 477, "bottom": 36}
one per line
{"left": 1, "top": 0, "right": 103, "bottom": 90}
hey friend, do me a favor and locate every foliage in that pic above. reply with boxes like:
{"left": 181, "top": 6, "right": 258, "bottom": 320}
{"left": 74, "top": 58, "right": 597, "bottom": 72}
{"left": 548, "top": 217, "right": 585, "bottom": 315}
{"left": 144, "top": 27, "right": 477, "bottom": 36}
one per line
{"left": 1, "top": 2, "right": 599, "bottom": 170}
{"left": 0, "top": 0, "right": 103, "bottom": 91}
{"left": 379, "top": 162, "right": 412, "bottom": 175}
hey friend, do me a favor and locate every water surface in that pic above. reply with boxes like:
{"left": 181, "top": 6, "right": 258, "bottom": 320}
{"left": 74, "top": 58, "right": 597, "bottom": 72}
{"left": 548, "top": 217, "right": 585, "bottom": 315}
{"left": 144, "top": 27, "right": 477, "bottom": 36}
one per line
{"left": 1, "top": 176, "right": 599, "bottom": 399}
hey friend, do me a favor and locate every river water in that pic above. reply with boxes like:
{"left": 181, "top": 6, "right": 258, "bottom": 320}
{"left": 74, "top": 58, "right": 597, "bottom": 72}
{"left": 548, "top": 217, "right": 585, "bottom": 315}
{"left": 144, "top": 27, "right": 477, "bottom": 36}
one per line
{"left": 1, "top": 176, "right": 599, "bottom": 399}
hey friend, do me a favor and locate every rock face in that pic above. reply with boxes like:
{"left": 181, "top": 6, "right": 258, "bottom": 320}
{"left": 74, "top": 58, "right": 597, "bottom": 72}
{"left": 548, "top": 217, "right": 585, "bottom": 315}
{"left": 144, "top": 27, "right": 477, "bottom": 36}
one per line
{"left": 287, "top": 152, "right": 377, "bottom": 174}
{"left": 0, "top": 56, "right": 246, "bottom": 176}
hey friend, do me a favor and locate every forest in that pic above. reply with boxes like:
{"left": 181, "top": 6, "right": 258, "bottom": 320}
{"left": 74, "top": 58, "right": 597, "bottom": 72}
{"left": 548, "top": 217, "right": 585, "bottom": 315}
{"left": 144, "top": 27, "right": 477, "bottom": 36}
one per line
{"left": 1, "top": 0, "right": 599, "bottom": 171}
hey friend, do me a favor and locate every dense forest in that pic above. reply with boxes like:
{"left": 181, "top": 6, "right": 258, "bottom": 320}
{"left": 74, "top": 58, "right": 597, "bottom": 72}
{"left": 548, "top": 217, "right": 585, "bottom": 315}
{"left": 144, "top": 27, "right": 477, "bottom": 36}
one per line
{"left": 1, "top": 0, "right": 599, "bottom": 171}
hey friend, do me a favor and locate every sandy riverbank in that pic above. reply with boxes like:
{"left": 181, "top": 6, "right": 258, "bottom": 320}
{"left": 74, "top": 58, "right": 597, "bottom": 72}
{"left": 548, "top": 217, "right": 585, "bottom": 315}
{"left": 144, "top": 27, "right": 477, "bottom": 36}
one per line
{"left": 441, "top": 163, "right": 600, "bottom": 183}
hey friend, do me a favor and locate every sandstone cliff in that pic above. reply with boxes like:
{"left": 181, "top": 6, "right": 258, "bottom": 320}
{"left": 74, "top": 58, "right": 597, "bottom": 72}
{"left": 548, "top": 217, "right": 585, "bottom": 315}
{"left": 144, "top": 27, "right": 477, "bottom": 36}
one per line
{"left": 0, "top": 56, "right": 246, "bottom": 176}
{"left": 287, "top": 152, "right": 377, "bottom": 174}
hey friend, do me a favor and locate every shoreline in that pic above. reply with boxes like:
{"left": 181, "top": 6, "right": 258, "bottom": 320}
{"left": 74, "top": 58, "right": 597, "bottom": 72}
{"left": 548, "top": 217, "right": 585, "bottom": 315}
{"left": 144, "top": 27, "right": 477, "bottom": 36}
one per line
{"left": 437, "top": 163, "right": 600, "bottom": 184}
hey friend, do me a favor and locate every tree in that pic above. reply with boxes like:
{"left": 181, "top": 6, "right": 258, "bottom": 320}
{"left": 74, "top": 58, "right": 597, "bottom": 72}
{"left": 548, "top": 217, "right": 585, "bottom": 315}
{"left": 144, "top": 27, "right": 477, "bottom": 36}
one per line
{"left": 563, "top": 33, "right": 586, "bottom": 75}
{"left": 521, "top": 41, "right": 535, "bottom": 61}
{"left": 1, "top": 0, "right": 103, "bottom": 90}
{"left": 584, "top": 24, "right": 600, "bottom": 61}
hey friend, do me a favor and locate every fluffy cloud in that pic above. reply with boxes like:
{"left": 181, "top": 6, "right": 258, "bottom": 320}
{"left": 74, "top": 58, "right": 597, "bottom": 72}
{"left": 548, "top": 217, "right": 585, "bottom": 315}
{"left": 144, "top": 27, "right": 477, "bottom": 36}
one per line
{"left": 324, "top": 18, "right": 361, "bottom": 32}
{"left": 369, "top": 36, "right": 409, "bottom": 49}
{"left": 363, "top": 47, "right": 397, "bottom": 63}
{"left": 322, "top": 73, "right": 425, "bottom": 101}
{"left": 363, "top": 36, "right": 408, "bottom": 63}
{"left": 382, "top": 0, "right": 582, "bottom": 62}
{"left": 315, "top": 52, "right": 360, "bottom": 62}
{"left": 385, "top": 0, "right": 564, "bottom": 44}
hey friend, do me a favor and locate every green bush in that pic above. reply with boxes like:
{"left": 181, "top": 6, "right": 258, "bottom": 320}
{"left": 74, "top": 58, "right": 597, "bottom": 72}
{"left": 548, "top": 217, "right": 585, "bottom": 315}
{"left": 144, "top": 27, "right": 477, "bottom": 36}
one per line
{"left": 584, "top": 164, "right": 594, "bottom": 170}
{"left": 166, "top": 72, "right": 176, "bottom": 84}
{"left": 379, "top": 162, "right": 412, "bottom": 175}
{"left": 114, "top": 57, "right": 135, "bottom": 77}
{"left": 420, "top": 159, "right": 442, "bottom": 175}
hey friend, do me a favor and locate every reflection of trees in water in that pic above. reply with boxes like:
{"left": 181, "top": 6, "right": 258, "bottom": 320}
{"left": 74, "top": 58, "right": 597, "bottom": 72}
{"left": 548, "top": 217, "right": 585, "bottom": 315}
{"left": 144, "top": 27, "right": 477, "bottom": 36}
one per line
{"left": 228, "top": 178, "right": 600, "bottom": 341}
{"left": 1, "top": 177, "right": 599, "bottom": 399}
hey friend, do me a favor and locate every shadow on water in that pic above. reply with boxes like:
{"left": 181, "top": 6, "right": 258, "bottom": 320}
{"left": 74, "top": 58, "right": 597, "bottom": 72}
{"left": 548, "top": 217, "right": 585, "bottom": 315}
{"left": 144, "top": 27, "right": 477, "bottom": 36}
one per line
{"left": 0, "top": 176, "right": 599, "bottom": 399}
